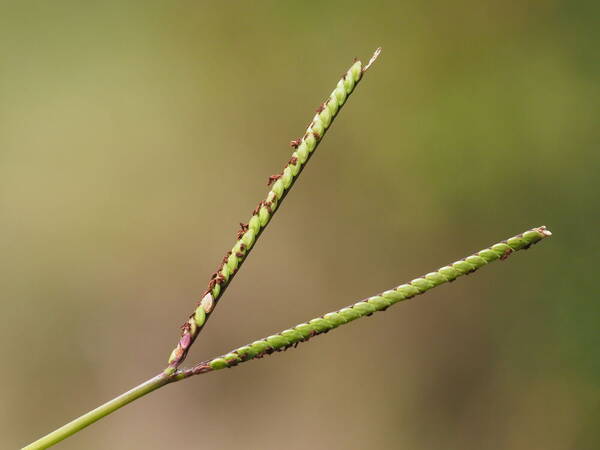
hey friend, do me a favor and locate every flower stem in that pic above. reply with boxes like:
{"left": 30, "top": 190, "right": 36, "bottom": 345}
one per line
{"left": 22, "top": 374, "right": 172, "bottom": 450}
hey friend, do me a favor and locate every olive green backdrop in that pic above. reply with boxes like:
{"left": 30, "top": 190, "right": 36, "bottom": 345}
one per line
{"left": 1, "top": 1, "right": 598, "bottom": 449}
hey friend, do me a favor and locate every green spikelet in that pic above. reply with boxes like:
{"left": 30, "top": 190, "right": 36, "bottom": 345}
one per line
{"left": 165, "top": 49, "right": 382, "bottom": 373}
{"left": 182, "top": 226, "right": 551, "bottom": 376}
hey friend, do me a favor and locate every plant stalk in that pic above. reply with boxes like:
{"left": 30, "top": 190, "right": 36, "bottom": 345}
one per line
{"left": 22, "top": 374, "right": 172, "bottom": 450}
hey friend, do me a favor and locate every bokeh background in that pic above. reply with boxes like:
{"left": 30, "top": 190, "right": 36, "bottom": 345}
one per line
{"left": 1, "top": 1, "right": 598, "bottom": 449}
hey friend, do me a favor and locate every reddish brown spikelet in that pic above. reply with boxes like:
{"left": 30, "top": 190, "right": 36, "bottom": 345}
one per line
{"left": 236, "top": 223, "right": 248, "bottom": 240}
{"left": 214, "top": 273, "right": 226, "bottom": 285}
{"left": 267, "top": 174, "right": 282, "bottom": 186}
{"left": 252, "top": 202, "right": 263, "bottom": 216}
{"left": 500, "top": 247, "right": 513, "bottom": 260}
{"left": 179, "top": 333, "right": 192, "bottom": 350}
{"left": 221, "top": 251, "right": 232, "bottom": 265}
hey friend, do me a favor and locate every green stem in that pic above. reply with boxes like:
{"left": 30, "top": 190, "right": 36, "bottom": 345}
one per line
{"left": 22, "top": 374, "right": 172, "bottom": 450}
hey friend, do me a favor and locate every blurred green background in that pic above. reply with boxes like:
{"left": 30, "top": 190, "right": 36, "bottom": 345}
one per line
{"left": 1, "top": 1, "right": 598, "bottom": 449}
